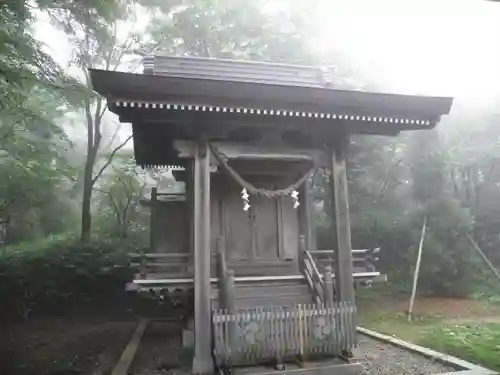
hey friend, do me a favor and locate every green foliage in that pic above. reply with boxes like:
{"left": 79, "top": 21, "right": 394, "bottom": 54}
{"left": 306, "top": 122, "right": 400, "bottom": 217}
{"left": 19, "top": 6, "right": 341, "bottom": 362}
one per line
{"left": 0, "top": 83, "right": 78, "bottom": 242}
{"left": 140, "top": 0, "right": 360, "bottom": 87}
{"left": 406, "top": 125, "right": 499, "bottom": 297}
{"left": 414, "top": 198, "right": 473, "bottom": 297}
{"left": 421, "top": 324, "right": 500, "bottom": 371}
{"left": 1, "top": 2, "right": 63, "bottom": 114}
{"left": 470, "top": 270, "right": 500, "bottom": 305}
{"left": 95, "top": 152, "right": 149, "bottom": 238}
{"left": 0, "top": 234, "right": 145, "bottom": 319}
{"left": 47, "top": 0, "right": 144, "bottom": 241}
{"left": 140, "top": 0, "right": 317, "bottom": 64}
{"left": 0, "top": 0, "right": 131, "bottom": 245}
{"left": 315, "top": 128, "right": 489, "bottom": 297}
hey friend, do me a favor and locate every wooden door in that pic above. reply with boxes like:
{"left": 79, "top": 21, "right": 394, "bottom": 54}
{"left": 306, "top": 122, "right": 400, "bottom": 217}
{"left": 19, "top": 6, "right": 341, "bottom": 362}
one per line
{"left": 279, "top": 196, "right": 299, "bottom": 260}
{"left": 224, "top": 189, "right": 253, "bottom": 260}
{"left": 252, "top": 195, "right": 279, "bottom": 260}
{"left": 224, "top": 190, "right": 283, "bottom": 261}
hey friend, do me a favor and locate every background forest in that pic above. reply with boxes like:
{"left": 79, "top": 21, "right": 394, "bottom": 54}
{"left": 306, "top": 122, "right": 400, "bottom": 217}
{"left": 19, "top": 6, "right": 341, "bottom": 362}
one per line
{"left": 2, "top": 0, "right": 500, "bottom": 321}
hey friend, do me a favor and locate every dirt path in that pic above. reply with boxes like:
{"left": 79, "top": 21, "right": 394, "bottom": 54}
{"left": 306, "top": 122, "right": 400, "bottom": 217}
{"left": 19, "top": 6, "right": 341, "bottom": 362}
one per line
{"left": 130, "top": 321, "right": 188, "bottom": 375}
{"left": 0, "top": 317, "right": 137, "bottom": 375}
{"left": 360, "top": 296, "right": 500, "bottom": 320}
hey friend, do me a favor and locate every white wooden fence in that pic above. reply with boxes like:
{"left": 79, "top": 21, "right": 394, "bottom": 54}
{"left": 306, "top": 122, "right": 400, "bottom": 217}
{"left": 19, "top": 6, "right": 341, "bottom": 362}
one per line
{"left": 212, "top": 302, "right": 357, "bottom": 365}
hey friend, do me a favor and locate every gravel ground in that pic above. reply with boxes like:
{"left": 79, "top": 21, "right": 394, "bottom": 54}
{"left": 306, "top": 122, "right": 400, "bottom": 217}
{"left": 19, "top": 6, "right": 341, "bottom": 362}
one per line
{"left": 130, "top": 326, "right": 460, "bottom": 375}
{"left": 358, "top": 334, "right": 457, "bottom": 375}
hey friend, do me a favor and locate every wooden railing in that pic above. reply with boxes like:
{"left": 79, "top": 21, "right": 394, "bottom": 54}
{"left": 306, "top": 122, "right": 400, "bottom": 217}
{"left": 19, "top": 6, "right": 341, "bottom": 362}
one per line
{"left": 130, "top": 252, "right": 193, "bottom": 278}
{"left": 299, "top": 236, "right": 385, "bottom": 303}
{"left": 308, "top": 248, "right": 380, "bottom": 274}
{"left": 302, "top": 249, "right": 324, "bottom": 304}
{"left": 212, "top": 302, "right": 357, "bottom": 366}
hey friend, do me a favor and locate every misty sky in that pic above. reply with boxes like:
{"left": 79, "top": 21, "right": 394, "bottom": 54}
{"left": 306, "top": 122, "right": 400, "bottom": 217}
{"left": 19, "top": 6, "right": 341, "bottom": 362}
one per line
{"left": 316, "top": 0, "right": 500, "bottom": 101}
{"left": 35, "top": 0, "right": 500, "bottom": 132}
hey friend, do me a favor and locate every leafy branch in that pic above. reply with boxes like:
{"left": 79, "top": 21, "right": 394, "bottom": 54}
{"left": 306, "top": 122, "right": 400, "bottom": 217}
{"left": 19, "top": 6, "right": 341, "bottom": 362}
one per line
{"left": 92, "top": 135, "right": 133, "bottom": 185}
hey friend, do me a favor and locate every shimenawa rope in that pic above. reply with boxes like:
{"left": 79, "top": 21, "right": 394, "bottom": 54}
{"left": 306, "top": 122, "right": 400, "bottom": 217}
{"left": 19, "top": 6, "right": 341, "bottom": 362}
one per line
{"left": 209, "top": 143, "right": 315, "bottom": 199}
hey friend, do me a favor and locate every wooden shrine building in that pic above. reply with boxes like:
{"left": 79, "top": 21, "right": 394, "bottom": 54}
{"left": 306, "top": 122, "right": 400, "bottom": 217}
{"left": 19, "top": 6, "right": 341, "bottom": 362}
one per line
{"left": 90, "top": 56, "right": 453, "bottom": 374}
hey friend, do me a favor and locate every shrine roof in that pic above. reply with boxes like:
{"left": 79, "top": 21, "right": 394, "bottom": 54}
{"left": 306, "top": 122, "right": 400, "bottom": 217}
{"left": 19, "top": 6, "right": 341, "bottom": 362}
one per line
{"left": 89, "top": 56, "right": 454, "bottom": 167}
{"left": 90, "top": 71, "right": 452, "bottom": 121}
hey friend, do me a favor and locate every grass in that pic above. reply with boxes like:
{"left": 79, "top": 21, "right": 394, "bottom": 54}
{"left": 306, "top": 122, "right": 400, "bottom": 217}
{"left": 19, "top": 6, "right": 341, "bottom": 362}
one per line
{"left": 358, "top": 310, "right": 444, "bottom": 342}
{"left": 358, "top": 309, "right": 500, "bottom": 372}
{"left": 421, "top": 323, "right": 500, "bottom": 372}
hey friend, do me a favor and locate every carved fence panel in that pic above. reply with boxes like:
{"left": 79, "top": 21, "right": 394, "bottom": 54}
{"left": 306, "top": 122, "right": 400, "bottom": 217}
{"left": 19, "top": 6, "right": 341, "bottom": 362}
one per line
{"left": 212, "top": 302, "right": 357, "bottom": 365}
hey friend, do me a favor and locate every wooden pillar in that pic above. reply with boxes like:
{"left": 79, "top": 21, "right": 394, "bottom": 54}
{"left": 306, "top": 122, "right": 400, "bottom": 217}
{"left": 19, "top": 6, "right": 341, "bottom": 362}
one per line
{"left": 305, "top": 177, "right": 317, "bottom": 250}
{"left": 192, "top": 141, "right": 213, "bottom": 374}
{"left": 150, "top": 187, "right": 158, "bottom": 252}
{"left": 299, "top": 235, "right": 306, "bottom": 274}
{"left": 308, "top": 178, "right": 318, "bottom": 250}
{"left": 331, "top": 139, "right": 355, "bottom": 303}
{"left": 299, "top": 181, "right": 313, "bottom": 250}
{"left": 187, "top": 163, "right": 195, "bottom": 274}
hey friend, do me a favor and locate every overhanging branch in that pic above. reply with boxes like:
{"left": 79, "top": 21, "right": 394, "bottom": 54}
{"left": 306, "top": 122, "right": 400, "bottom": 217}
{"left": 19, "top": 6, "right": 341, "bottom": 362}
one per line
{"left": 92, "top": 135, "right": 132, "bottom": 185}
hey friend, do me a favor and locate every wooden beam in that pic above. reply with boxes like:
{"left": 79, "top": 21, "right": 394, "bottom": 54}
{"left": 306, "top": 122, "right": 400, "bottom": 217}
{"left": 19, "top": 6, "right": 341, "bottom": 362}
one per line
{"left": 174, "top": 140, "right": 327, "bottom": 165}
{"left": 218, "top": 160, "right": 310, "bottom": 177}
{"left": 331, "top": 140, "right": 355, "bottom": 302}
{"left": 130, "top": 272, "right": 383, "bottom": 286}
{"left": 192, "top": 141, "right": 213, "bottom": 374}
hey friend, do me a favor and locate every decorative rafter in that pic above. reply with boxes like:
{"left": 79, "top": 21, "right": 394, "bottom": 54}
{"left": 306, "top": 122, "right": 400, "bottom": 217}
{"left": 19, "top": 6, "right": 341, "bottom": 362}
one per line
{"left": 114, "top": 100, "right": 433, "bottom": 126}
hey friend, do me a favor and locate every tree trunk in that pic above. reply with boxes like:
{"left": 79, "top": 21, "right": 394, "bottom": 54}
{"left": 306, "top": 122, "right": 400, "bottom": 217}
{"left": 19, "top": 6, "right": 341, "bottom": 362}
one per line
{"left": 120, "top": 221, "right": 128, "bottom": 238}
{"left": 81, "top": 158, "right": 94, "bottom": 241}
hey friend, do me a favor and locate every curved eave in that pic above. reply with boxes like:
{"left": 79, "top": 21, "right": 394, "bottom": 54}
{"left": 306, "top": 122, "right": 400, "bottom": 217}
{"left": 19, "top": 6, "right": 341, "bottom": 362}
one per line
{"left": 89, "top": 69, "right": 453, "bottom": 121}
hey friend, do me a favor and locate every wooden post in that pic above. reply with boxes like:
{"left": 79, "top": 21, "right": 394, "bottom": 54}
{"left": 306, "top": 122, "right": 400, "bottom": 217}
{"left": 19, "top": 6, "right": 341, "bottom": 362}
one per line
{"left": 192, "top": 141, "right": 213, "bottom": 374}
{"left": 225, "top": 269, "right": 236, "bottom": 314}
{"left": 307, "top": 177, "right": 317, "bottom": 250}
{"left": 323, "top": 265, "right": 335, "bottom": 306}
{"left": 467, "top": 234, "right": 500, "bottom": 281}
{"left": 408, "top": 216, "right": 427, "bottom": 322}
{"left": 217, "top": 237, "right": 227, "bottom": 309}
{"left": 187, "top": 163, "right": 195, "bottom": 276}
{"left": 225, "top": 269, "right": 237, "bottom": 360}
{"left": 217, "top": 237, "right": 227, "bottom": 278}
{"left": 150, "top": 187, "right": 158, "bottom": 252}
{"left": 299, "top": 180, "right": 316, "bottom": 250}
{"left": 299, "top": 235, "right": 306, "bottom": 273}
{"left": 331, "top": 140, "right": 355, "bottom": 303}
